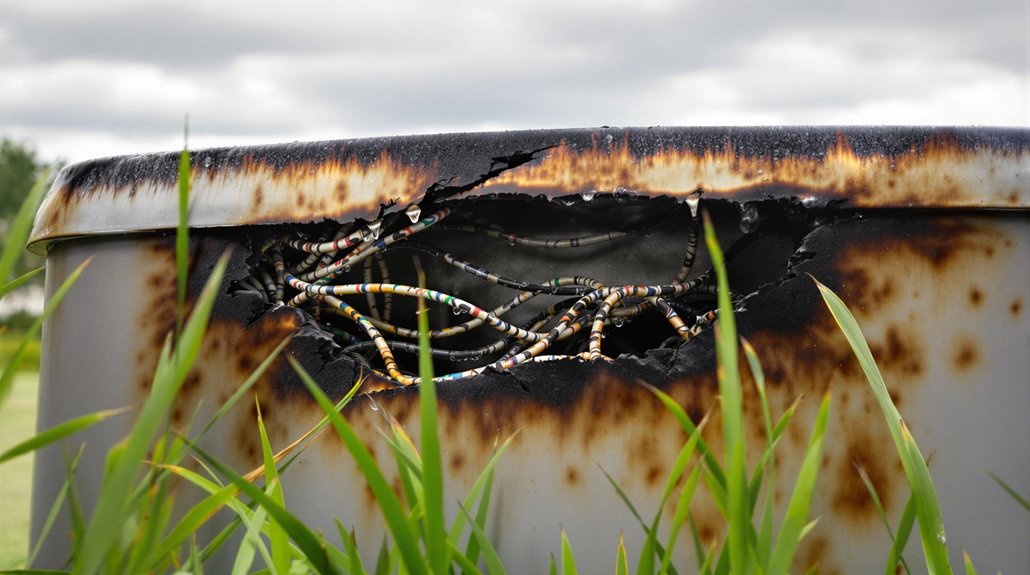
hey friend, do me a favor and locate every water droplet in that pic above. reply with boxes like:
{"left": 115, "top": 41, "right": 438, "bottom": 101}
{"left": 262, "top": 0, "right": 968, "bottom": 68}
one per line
{"left": 342, "top": 264, "right": 351, "bottom": 272}
{"left": 404, "top": 204, "right": 422, "bottom": 223}
{"left": 369, "top": 401, "right": 380, "bottom": 412}
{"left": 202, "top": 157, "right": 212, "bottom": 168}
{"left": 452, "top": 306, "right": 462, "bottom": 316}
{"left": 739, "top": 203, "right": 759, "bottom": 233}
{"left": 800, "top": 195, "right": 818, "bottom": 208}
{"left": 580, "top": 190, "right": 596, "bottom": 202}
{"left": 686, "top": 194, "right": 700, "bottom": 217}
{"left": 605, "top": 134, "right": 614, "bottom": 145}
{"left": 936, "top": 532, "right": 946, "bottom": 544}
{"left": 613, "top": 317, "right": 624, "bottom": 327}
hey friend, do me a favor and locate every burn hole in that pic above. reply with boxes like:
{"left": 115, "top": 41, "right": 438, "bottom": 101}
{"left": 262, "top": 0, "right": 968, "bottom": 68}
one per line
{"left": 245, "top": 195, "right": 814, "bottom": 384}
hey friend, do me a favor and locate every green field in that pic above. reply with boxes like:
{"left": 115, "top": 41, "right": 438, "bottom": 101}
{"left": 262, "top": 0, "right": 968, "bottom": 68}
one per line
{"left": 0, "top": 371, "right": 38, "bottom": 569}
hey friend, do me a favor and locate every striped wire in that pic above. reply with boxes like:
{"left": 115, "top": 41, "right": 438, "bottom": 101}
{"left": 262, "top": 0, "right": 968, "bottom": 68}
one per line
{"left": 260, "top": 199, "right": 721, "bottom": 384}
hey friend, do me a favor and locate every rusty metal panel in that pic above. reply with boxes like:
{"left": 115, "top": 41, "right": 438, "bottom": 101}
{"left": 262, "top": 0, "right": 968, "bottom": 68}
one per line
{"left": 28, "top": 127, "right": 1030, "bottom": 573}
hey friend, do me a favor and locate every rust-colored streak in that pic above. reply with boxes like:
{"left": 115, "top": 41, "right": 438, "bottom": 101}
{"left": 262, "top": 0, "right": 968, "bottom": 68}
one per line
{"left": 564, "top": 466, "right": 581, "bottom": 487}
{"left": 952, "top": 336, "right": 981, "bottom": 373}
{"left": 480, "top": 133, "right": 1029, "bottom": 208}
{"left": 798, "top": 535, "right": 830, "bottom": 575}
{"left": 832, "top": 438, "right": 892, "bottom": 520}
{"left": 969, "top": 287, "right": 984, "bottom": 308}
{"left": 31, "top": 149, "right": 439, "bottom": 252}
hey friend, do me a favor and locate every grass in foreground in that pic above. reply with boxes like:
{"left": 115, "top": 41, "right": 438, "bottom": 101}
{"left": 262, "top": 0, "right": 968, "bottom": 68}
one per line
{"left": 0, "top": 372, "right": 38, "bottom": 569}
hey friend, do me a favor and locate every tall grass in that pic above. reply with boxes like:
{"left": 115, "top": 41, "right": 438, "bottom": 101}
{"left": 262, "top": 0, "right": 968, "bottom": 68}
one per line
{"left": 0, "top": 155, "right": 1009, "bottom": 574}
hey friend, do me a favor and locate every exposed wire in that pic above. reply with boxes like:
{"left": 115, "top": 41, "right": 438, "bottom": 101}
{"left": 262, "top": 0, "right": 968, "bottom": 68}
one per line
{"left": 255, "top": 196, "right": 723, "bottom": 385}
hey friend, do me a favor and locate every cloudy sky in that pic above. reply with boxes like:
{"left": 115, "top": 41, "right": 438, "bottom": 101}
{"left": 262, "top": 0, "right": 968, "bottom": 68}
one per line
{"left": 1, "top": 0, "right": 1027, "bottom": 164}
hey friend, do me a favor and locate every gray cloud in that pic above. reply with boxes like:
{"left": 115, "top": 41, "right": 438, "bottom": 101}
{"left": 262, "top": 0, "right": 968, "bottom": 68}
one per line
{"left": 0, "top": 0, "right": 1025, "bottom": 162}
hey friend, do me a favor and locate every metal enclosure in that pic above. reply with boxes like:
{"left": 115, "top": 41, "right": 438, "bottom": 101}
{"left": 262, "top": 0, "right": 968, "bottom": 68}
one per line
{"left": 28, "top": 127, "right": 1029, "bottom": 573}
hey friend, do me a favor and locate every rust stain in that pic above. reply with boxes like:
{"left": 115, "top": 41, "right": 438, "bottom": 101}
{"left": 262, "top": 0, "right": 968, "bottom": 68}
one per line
{"left": 952, "top": 336, "right": 981, "bottom": 373}
{"left": 480, "top": 133, "right": 1029, "bottom": 208}
{"left": 968, "top": 286, "right": 984, "bottom": 308}
{"left": 798, "top": 535, "right": 829, "bottom": 575}
{"left": 564, "top": 466, "right": 581, "bottom": 487}
{"left": 27, "top": 128, "right": 1029, "bottom": 254}
{"left": 449, "top": 452, "right": 466, "bottom": 473}
{"left": 832, "top": 438, "right": 892, "bottom": 520}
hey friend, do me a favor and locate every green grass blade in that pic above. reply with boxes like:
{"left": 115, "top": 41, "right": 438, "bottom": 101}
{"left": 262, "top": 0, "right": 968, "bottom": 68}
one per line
{"left": 64, "top": 447, "right": 87, "bottom": 565}
{"left": 200, "top": 336, "right": 292, "bottom": 437}
{"left": 0, "top": 168, "right": 49, "bottom": 287}
{"left": 373, "top": 536, "right": 390, "bottom": 575}
{"left": 464, "top": 460, "right": 496, "bottom": 566}
{"left": 289, "top": 356, "right": 425, "bottom": 575}
{"left": 447, "top": 540, "right": 484, "bottom": 575}
{"left": 230, "top": 497, "right": 272, "bottom": 575}
{"left": 660, "top": 463, "right": 705, "bottom": 575}
{"left": 641, "top": 382, "right": 725, "bottom": 486}
{"left": 73, "top": 253, "right": 228, "bottom": 575}
{"left": 548, "top": 553, "right": 557, "bottom": 575}
{"left": 26, "top": 446, "right": 84, "bottom": 567}
{"left": 616, "top": 532, "right": 629, "bottom": 575}
{"left": 961, "top": 550, "right": 978, "bottom": 575}
{"left": 813, "top": 278, "right": 952, "bottom": 575}
{"left": 698, "top": 541, "right": 717, "bottom": 575}
{"left": 701, "top": 212, "right": 747, "bottom": 575}
{"left": 599, "top": 465, "right": 648, "bottom": 529}
{"left": 185, "top": 441, "right": 338, "bottom": 575}
{"left": 0, "top": 406, "right": 128, "bottom": 464}
{"left": 176, "top": 146, "right": 190, "bottom": 338}
{"left": 256, "top": 399, "right": 291, "bottom": 575}
{"left": 688, "top": 515, "right": 706, "bottom": 572}
{"left": 381, "top": 424, "right": 422, "bottom": 508}
{"left": 147, "top": 481, "right": 237, "bottom": 568}
{"left": 450, "top": 433, "right": 518, "bottom": 549}
{"left": 414, "top": 265, "right": 449, "bottom": 575}
{"left": 335, "top": 521, "right": 365, "bottom": 575}
{"left": 741, "top": 337, "right": 775, "bottom": 565}
{"left": 767, "top": 393, "right": 831, "bottom": 575}
{"left": 986, "top": 470, "right": 1029, "bottom": 511}
{"left": 798, "top": 518, "right": 820, "bottom": 542}
{"left": 197, "top": 515, "right": 245, "bottom": 567}
{"left": 188, "top": 536, "right": 203, "bottom": 575}
{"left": 641, "top": 412, "right": 709, "bottom": 574}
{"left": 637, "top": 532, "right": 655, "bottom": 575}
{"left": 854, "top": 462, "right": 911, "bottom": 575}
{"left": 458, "top": 502, "right": 506, "bottom": 575}
{"left": 886, "top": 492, "right": 917, "bottom": 575}
{"left": 560, "top": 529, "right": 577, "bottom": 575}
{"left": 125, "top": 474, "right": 175, "bottom": 574}
{"left": 0, "top": 266, "right": 43, "bottom": 300}
{"left": 1, "top": 258, "right": 89, "bottom": 408}
{"left": 901, "top": 422, "right": 952, "bottom": 574}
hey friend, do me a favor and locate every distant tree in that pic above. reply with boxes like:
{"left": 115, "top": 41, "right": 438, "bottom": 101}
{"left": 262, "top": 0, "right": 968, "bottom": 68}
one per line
{"left": 0, "top": 139, "right": 44, "bottom": 221}
{"left": 0, "top": 138, "right": 49, "bottom": 285}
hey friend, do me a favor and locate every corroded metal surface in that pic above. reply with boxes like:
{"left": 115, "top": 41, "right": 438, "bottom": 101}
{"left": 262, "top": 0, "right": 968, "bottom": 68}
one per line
{"left": 28, "top": 127, "right": 1030, "bottom": 253}
{"left": 29, "top": 127, "right": 1030, "bottom": 573}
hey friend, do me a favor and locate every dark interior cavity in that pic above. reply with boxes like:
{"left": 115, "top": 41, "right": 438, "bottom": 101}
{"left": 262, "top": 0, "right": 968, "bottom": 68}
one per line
{"left": 234, "top": 195, "right": 819, "bottom": 381}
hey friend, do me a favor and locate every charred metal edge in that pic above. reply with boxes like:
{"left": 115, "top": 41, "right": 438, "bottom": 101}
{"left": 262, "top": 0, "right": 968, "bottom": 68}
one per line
{"left": 28, "top": 126, "right": 1030, "bottom": 255}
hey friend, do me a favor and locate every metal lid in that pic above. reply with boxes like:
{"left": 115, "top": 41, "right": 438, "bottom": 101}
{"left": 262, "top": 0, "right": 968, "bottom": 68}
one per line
{"left": 28, "top": 126, "right": 1029, "bottom": 254}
